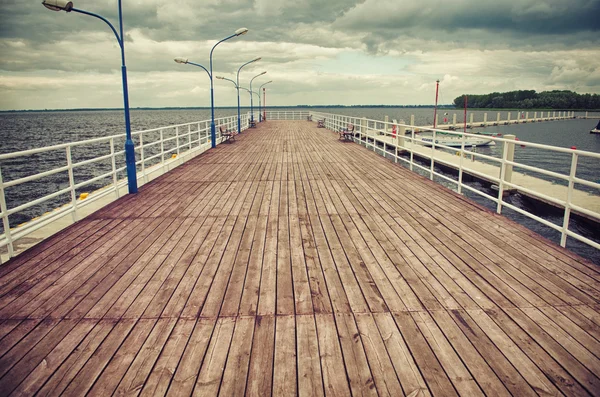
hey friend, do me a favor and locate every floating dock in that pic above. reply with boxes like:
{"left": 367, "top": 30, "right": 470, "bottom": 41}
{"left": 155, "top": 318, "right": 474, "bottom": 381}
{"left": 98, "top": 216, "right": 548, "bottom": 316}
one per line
{"left": 0, "top": 121, "right": 599, "bottom": 396}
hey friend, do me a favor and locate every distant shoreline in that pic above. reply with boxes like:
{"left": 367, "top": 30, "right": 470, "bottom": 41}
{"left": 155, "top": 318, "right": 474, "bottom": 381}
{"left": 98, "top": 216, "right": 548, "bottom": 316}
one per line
{"left": 2, "top": 105, "right": 598, "bottom": 113}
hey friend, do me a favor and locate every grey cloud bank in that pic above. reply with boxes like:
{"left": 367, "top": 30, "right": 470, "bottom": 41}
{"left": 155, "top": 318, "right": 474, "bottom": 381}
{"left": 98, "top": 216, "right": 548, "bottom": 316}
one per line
{"left": 0, "top": 0, "right": 598, "bottom": 110}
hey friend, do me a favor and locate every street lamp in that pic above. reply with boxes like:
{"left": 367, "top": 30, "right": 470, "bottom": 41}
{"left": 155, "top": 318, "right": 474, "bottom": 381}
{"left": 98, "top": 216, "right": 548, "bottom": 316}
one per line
{"left": 258, "top": 81, "right": 272, "bottom": 122}
{"left": 42, "top": 0, "right": 139, "bottom": 193}
{"left": 249, "top": 72, "right": 266, "bottom": 123}
{"left": 236, "top": 57, "right": 261, "bottom": 134}
{"left": 175, "top": 28, "right": 248, "bottom": 148}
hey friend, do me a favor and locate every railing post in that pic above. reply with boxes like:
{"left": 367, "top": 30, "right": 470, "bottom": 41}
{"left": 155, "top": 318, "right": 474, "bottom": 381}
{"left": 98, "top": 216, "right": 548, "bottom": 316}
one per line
{"left": 110, "top": 138, "right": 119, "bottom": 198}
{"left": 469, "top": 113, "right": 474, "bottom": 127}
{"left": 361, "top": 117, "right": 367, "bottom": 145}
{"left": 534, "top": 111, "right": 537, "bottom": 121}
{"left": 397, "top": 124, "right": 405, "bottom": 150}
{"left": 66, "top": 146, "right": 78, "bottom": 222}
{"left": 409, "top": 128, "right": 415, "bottom": 171}
{"left": 507, "top": 112, "right": 511, "bottom": 124}
{"left": 458, "top": 136, "right": 465, "bottom": 194}
{"left": 188, "top": 124, "right": 192, "bottom": 152}
{"left": 561, "top": 151, "right": 578, "bottom": 247}
{"left": 160, "top": 129, "right": 166, "bottom": 173}
{"left": 453, "top": 114, "right": 457, "bottom": 129}
{"left": 0, "top": 167, "right": 14, "bottom": 259}
{"left": 430, "top": 130, "right": 436, "bottom": 180}
{"left": 525, "top": 112, "right": 529, "bottom": 122}
{"left": 483, "top": 112, "right": 488, "bottom": 126}
{"left": 176, "top": 126, "right": 180, "bottom": 157}
{"left": 496, "top": 112, "right": 500, "bottom": 125}
{"left": 198, "top": 123, "right": 202, "bottom": 147}
{"left": 497, "top": 134, "right": 516, "bottom": 214}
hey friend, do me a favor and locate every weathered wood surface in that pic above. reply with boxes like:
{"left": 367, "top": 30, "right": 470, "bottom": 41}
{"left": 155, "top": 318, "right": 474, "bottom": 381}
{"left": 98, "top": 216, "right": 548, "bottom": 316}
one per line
{"left": 0, "top": 120, "right": 598, "bottom": 396}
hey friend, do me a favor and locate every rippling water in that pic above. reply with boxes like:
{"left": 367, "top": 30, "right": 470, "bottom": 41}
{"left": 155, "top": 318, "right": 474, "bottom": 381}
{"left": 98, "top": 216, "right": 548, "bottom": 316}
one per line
{"left": 1, "top": 108, "right": 599, "bottom": 262}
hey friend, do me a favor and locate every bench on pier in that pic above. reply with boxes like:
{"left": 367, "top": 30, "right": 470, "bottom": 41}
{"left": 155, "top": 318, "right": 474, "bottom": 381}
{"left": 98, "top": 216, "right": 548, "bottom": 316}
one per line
{"left": 317, "top": 119, "right": 325, "bottom": 128}
{"left": 307, "top": 115, "right": 313, "bottom": 121}
{"left": 219, "top": 125, "right": 236, "bottom": 143}
{"left": 249, "top": 120, "right": 257, "bottom": 128}
{"left": 339, "top": 123, "right": 355, "bottom": 141}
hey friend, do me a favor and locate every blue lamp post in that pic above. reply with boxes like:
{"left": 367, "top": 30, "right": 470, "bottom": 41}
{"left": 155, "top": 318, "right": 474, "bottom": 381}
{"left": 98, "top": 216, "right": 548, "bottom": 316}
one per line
{"left": 258, "top": 81, "right": 272, "bottom": 121}
{"left": 175, "top": 28, "right": 249, "bottom": 148}
{"left": 42, "top": 0, "right": 139, "bottom": 193}
{"left": 236, "top": 58, "right": 261, "bottom": 134}
{"left": 249, "top": 72, "right": 266, "bottom": 123}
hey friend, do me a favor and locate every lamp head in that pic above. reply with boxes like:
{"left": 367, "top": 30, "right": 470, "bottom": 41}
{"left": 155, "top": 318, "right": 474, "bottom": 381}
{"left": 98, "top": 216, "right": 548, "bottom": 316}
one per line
{"left": 42, "top": 0, "right": 73, "bottom": 11}
{"left": 174, "top": 57, "right": 188, "bottom": 64}
{"left": 252, "top": 57, "right": 261, "bottom": 62}
{"left": 235, "top": 28, "right": 249, "bottom": 36}
{"left": 259, "top": 71, "right": 267, "bottom": 76}
{"left": 216, "top": 76, "right": 225, "bottom": 80}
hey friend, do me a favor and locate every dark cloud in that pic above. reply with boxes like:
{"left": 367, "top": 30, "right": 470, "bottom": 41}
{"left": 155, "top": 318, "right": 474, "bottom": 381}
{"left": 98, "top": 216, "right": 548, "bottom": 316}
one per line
{"left": 334, "top": 0, "right": 599, "bottom": 52}
{"left": 0, "top": 0, "right": 599, "bottom": 110}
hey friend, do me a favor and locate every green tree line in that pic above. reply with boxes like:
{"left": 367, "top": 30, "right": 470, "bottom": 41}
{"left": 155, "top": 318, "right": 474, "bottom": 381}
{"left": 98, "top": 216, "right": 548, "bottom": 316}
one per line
{"left": 453, "top": 90, "right": 600, "bottom": 110}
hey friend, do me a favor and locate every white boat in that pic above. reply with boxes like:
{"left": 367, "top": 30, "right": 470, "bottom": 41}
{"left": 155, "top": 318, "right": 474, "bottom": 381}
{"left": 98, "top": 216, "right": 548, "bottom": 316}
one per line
{"left": 591, "top": 120, "right": 600, "bottom": 134}
{"left": 418, "top": 136, "right": 495, "bottom": 147}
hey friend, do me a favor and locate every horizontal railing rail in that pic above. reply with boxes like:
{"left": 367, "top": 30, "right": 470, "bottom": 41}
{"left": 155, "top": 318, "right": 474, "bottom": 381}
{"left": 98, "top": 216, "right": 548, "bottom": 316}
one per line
{"left": 0, "top": 112, "right": 255, "bottom": 262}
{"left": 265, "top": 111, "right": 310, "bottom": 120}
{"left": 309, "top": 111, "right": 600, "bottom": 252}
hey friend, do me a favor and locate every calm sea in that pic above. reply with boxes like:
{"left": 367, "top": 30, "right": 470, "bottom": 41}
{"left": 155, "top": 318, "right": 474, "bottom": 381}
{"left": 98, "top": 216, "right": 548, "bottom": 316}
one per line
{"left": 0, "top": 108, "right": 599, "bottom": 262}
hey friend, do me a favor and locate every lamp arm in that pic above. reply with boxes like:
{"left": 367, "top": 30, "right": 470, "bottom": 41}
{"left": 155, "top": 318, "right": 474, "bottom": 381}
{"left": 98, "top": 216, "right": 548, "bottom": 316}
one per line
{"left": 220, "top": 77, "right": 238, "bottom": 88}
{"left": 72, "top": 8, "right": 122, "bottom": 48}
{"left": 187, "top": 62, "right": 211, "bottom": 79}
{"left": 237, "top": 59, "right": 255, "bottom": 85}
{"left": 210, "top": 33, "right": 236, "bottom": 72}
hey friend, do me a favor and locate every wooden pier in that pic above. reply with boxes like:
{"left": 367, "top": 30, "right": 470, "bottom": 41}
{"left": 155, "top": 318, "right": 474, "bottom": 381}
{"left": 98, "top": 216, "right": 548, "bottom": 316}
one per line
{"left": 0, "top": 121, "right": 599, "bottom": 396}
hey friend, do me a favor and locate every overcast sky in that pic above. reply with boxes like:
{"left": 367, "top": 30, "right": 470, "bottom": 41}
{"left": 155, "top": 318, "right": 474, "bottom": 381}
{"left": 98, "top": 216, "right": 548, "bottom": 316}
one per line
{"left": 1, "top": 0, "right": 599, "bottom": 110}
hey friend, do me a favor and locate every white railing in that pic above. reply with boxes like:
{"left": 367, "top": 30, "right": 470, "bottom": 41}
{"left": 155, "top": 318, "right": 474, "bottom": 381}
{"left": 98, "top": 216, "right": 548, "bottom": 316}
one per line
{"left": 309, "top": 111, "right": 600, "bottom": 252}
{"left": 265, "top": 110, "right": 310, "bottom": 120}
{"left": 0, "top": 112, "right": 253, "bottom": 262}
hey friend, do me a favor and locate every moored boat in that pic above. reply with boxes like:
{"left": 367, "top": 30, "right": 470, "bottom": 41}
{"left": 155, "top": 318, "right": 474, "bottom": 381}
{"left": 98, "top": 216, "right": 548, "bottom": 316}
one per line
{"left": 418, "top": 135, "right": 494, "bottom": 147}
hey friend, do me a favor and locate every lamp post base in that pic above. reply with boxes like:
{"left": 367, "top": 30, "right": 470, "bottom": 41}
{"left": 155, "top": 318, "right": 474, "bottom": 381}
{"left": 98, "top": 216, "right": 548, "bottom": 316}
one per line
{"left": 124, "top": 139, "right": 138, "bottom": 194}
{"left": 210, "top": 122, "right": 216, "bottom": 148}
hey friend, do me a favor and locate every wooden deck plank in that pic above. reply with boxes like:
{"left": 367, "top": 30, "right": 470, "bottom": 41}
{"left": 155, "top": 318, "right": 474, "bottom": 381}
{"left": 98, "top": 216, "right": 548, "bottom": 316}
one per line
{"left": 36, "top": 319, "right": 116, "bottom": 396}
{"left": 0, "top": 120, "right": 598, "bottom": 396}
{"left": 245, "top": 315, "right": 275, "bottom": 396}
{"left": 219, "top": 316, "right": 255, "bottom": 397}
{"left": 272, "top": 315, "right": 297, "bottom": 396}
{"left": 354, "top": 313, "right": 404, "bottom": 396}
{"left": 114, "top": 317, "right": 178, "bottom": 396}
{"left": 9, "top": 319, "right": 98, "bottom": 396}
{"left": 87, "top": 318, "right": 157, "bottom": 396}
{"left": 193, "top": 317, "right": 236, "bottom": 396}
{"left": 296, "top": 314, "right": 325, "bottom": 397}
{"left": 314, "top": 313, "right": 352, "bottom": 396}
{"left": 139, "top": 318, "right": 195, "bottom": 397}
